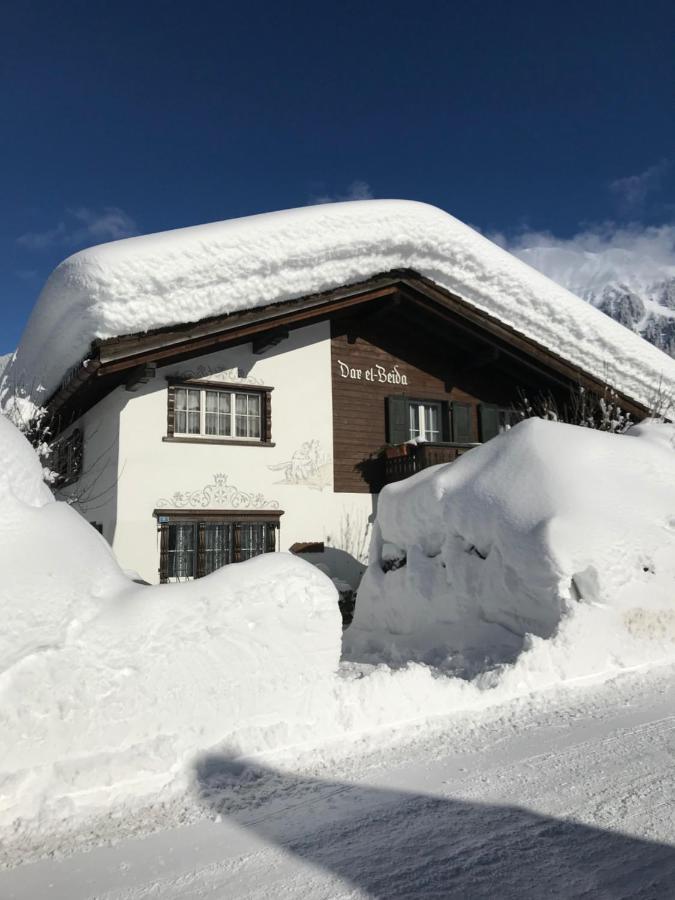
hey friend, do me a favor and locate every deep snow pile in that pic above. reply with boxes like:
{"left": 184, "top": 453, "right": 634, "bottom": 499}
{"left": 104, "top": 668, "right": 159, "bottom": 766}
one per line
{"left": 345, "top": 418, "right": 675, "bottom": 673}
{"left": 6, "top": 200, "right": 675, "bottom": 408}
{"left": 0, "top": 417, "right": 340, "bottom": 836}
{"left": 3, "top": 415, "right": 675, "bottom": 856}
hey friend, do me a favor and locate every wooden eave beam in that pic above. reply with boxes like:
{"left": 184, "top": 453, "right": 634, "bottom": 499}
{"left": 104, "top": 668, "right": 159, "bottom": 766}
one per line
{"left": 95, "top": 278, "right": 403, "bottom": 375}
{"left": 251, "top": 329, "right": 289, "bottom": 355}
{"left": 125, "top": 362, "right": 157, "bottom": 392}
{"left": 44, "top": 268, "right": 650, "bottom": 421}
{"left": 340, "top": 294, "right": 403, "bottom": 344}
{"left": 397, "top": 279, "right": 650, "bottom": 418}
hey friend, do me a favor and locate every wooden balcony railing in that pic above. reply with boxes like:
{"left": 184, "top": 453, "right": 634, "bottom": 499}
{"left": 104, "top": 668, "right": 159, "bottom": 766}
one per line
{"left": 382, "top": 441, "right": 479, "bottom": 483}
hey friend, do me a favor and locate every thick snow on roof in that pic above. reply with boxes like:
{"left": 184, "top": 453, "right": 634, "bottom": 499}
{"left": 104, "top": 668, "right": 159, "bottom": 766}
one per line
{"left": 7, "top": 200, "right": 675, "bottom": 405}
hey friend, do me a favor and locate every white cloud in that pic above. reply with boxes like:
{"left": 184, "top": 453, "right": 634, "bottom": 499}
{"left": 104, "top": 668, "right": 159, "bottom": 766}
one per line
{"left": 309, "top": 180, "right": 374, "bottom": 205}
{"left": 493, "top": 221, "right": 675, "bottom": 297}
{"left": 609, "top": 160, "right": 671, "bottom": 213}
{"left": 17, "top": 207, "right": 137, "bottom": 251}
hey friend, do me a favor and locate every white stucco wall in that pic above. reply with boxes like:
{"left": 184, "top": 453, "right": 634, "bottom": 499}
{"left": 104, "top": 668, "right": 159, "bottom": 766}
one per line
{"left": 56, "top": 388, "right": 125, "bottom": 544}
{"left": 75, "top": 322, "right": 374, "bottom": 586}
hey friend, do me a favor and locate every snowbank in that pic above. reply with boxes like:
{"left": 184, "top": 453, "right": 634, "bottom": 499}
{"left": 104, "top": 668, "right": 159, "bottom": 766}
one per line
{"left": 0, "top": 418, "right": 340, "bottom": 835}
{"left": 345, "top": 418, "right": 675, "bottom": 673}
{"left": 6, "top": 200, "right": 675, "bottom": 408}
{"left": 4, "top": 415, "right": 675, "bottom": 855}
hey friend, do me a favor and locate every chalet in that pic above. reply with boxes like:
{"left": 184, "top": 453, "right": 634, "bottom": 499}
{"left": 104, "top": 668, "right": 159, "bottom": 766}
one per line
{"left": 6, "top": 200, "right": 675, "bottom": 592}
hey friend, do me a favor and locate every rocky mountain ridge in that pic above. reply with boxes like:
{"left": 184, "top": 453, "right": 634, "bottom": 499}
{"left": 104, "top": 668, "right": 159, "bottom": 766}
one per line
{"left": 513, "top": 244, "right": 675, "bottom": 358}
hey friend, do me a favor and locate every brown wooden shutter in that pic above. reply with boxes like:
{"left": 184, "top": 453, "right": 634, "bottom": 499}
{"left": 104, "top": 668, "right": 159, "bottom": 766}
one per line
{"left": 266, "top": 522, "right": 277, "bottom": 553}
{"left": 159, "top": 522, "right": 169, "bottom": 583}
{"left": 197, "top": 522, "right": 206, "bottom": 578}
{"left": 167, "top": 385, "right": 176, "bottom": 437}
{"left": 264, "top": 390, "right": 272, "bottom": 443}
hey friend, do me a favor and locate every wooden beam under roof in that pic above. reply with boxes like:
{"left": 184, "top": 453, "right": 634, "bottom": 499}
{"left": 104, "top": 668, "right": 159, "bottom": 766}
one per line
{"left": 45, "top": 269, "right": 651, "bottom": 423}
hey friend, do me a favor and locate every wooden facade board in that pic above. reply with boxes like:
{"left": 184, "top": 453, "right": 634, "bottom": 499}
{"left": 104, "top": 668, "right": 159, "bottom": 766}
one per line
{"left": 46, "top": 270, "right": 650, "bottom": 434}
{"left": 329, "top": 306, "right": 583, "bottom": 493}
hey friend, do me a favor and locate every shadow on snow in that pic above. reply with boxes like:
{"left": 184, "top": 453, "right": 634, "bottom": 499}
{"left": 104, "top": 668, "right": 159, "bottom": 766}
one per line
{"left": 193, "top": 752, "right": 675, "bottom": 899}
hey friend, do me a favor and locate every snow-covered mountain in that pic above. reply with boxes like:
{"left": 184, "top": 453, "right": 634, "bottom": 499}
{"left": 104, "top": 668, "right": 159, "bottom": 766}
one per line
{"left": 0, "top": 352, "right": 13, "bottom": 378}
{"left": 510, "top": 235, "right": 675, "bottom": 358}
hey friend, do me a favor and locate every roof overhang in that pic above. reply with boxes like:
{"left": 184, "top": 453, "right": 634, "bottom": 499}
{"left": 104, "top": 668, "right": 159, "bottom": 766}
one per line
{"left": 47, "top": 270, "right": 651, "bottom": 423}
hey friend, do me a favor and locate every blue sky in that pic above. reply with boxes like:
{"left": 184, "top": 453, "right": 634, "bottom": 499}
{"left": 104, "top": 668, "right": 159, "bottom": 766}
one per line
{"left": 2, "top": 0, "right": 674, "bottom": 354}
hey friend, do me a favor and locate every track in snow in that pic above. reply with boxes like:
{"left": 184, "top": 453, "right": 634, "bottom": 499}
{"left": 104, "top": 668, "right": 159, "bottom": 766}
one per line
{"left": 3, "top": 665, "right": 675, "bottom": 899}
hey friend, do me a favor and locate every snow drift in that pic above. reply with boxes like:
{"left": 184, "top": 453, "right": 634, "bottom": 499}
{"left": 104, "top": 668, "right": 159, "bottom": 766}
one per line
{"left": 3, "top": 415, "right": 675, "bottom": 856}
{"left": 345, "top": 418, "right": 675, "bottom": 674}
{"left": 0, "top": 416, "right": 340, "bottom": 835}
{"left": 6, "top": 200, "right": 675, "bottom": 409}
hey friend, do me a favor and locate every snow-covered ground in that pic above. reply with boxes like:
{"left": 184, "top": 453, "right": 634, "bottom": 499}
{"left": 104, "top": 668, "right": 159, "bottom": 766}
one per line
{"left": 2, "top": 661, "right": 675, "bottom": 899}
{"left": 3, "top": 413, "right": 675, "bottom": 896}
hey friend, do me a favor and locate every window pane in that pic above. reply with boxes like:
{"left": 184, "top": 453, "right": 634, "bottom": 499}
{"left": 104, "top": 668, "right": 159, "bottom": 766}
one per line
{"left": 187, "top": 411, "right": 200, "bottom": 434}
{"left": 248, "top": 394, "right": 261, "bottom": 438}
{"left": 425, "top": 405, "right": 440, "bottom": 441}
{"left": 239, "top": 523, "right": 266, "bottom": 561}
{"left": 205, "top": 390, "right": 219, "bottom": 435}
{"left": 409, "top": 403, "right": 421, "bottom": 439}
{"left": 219, "top": 392, "right": 231, "bottom": 435}
{"left": 168, "top": 524, "right": 196, "bottom": 579}
{"left": 187, "top": 390, "right": 200, "bottom": 411}
{"left": 205, "top": 391, "right": 218, "bottom": 413}
{"left": 233, "top": 392, "right": 262, "bottom": 438}
{"left": 202, "top": 523, "right": 233, "bottom": 575}
{"left": 176, "top": 388, "right": 201, "bottom": 434}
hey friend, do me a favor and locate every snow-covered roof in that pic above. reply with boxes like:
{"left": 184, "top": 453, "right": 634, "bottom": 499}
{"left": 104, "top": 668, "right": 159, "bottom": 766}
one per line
{"left": 7, "top": 200, "right": 675, "bottom": 408}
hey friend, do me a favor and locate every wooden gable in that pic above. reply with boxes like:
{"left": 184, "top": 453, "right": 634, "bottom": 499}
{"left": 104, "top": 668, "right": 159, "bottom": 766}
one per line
{"left": 45, "top": 271, "right": 649, "bottom": 435}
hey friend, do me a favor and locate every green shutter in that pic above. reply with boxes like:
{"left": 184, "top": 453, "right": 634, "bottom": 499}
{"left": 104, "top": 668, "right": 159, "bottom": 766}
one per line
{"left": 479, "top": 404, "right": 501, "bottom": 442}
{"left": 386, "top": 395, "right": 409, "bottom": 445}
{"left": 451, "top": 402, "right": 473, "bottom": 443}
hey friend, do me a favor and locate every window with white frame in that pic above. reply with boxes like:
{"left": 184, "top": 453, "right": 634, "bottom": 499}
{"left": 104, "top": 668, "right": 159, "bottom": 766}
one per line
{"left": 174, "top": 386, "right": 262, "bottom": 440}
{"left": 408, "top": 401, "right": 441, "bottom": 442}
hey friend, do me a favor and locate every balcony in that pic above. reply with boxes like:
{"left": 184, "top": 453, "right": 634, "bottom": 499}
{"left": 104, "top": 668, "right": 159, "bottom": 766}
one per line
{"left": 382, "top": 441, "right": 479, "bottom": 484}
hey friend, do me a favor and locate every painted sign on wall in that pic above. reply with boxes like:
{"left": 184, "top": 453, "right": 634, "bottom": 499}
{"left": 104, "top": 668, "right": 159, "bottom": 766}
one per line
{"left": 337, "top": 359, "right": 408, "bottom": 385}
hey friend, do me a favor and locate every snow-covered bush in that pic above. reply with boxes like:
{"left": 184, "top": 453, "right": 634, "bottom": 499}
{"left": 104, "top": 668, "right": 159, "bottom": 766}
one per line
{"left": 0, "top": 416, "right": 340, "bottom": 836}
{"left": 0, "top": 379, "right": 56, "bottom": 483}
{"left": 515, "top": 383, "right": 634, "bottom": 432}
{"left": 344, "top": 419, "right": 675, "bottom": 673}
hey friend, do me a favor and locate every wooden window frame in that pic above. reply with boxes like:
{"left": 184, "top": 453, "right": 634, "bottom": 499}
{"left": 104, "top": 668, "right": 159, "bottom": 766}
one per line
{"left": 407, "top": 400, "right": 442, "bottom": 442}
{"left": 387, "top": 395, "right": 460, "bottom": 445}
{"left": 53, "top": 427, "right": 84, "bottom": 486}
{"left": 479, "top": 404, "right": 520, "bottom": 442}
{"left": 155, "top": 508, "right": 283, "bottom": 583}
{"left": 165, "top": 379, "right": 274, "bottom": 446}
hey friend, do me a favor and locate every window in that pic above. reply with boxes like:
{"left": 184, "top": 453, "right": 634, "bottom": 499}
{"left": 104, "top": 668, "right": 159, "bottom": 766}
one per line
{"left": 408, "top": 401, "right": 441, "bottom": 441}
{"left": 52, "top": 428, "right": 83, "bottom": 486}
{"left": 157, "top": 512, "right": 281, "bottom": 583}
{"left": 387, "top": 396, "right": 476, "bottom": 445}
{"left": 168, "top": 383, "right": 272, "bottom": 443}
{"left": 478, "top": 405, "right": 520, "bottom": 441}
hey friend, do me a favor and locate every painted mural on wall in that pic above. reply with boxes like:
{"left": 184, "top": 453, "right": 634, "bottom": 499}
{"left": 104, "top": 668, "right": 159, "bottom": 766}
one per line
{"left": 168, "top": 364, "right": 265, "bottom": 385}
{"left": 157, "top": 473, "right": 280, "bottom": 509}
{"left": 268, "top": 439, "right": 332, "bottom": 491}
